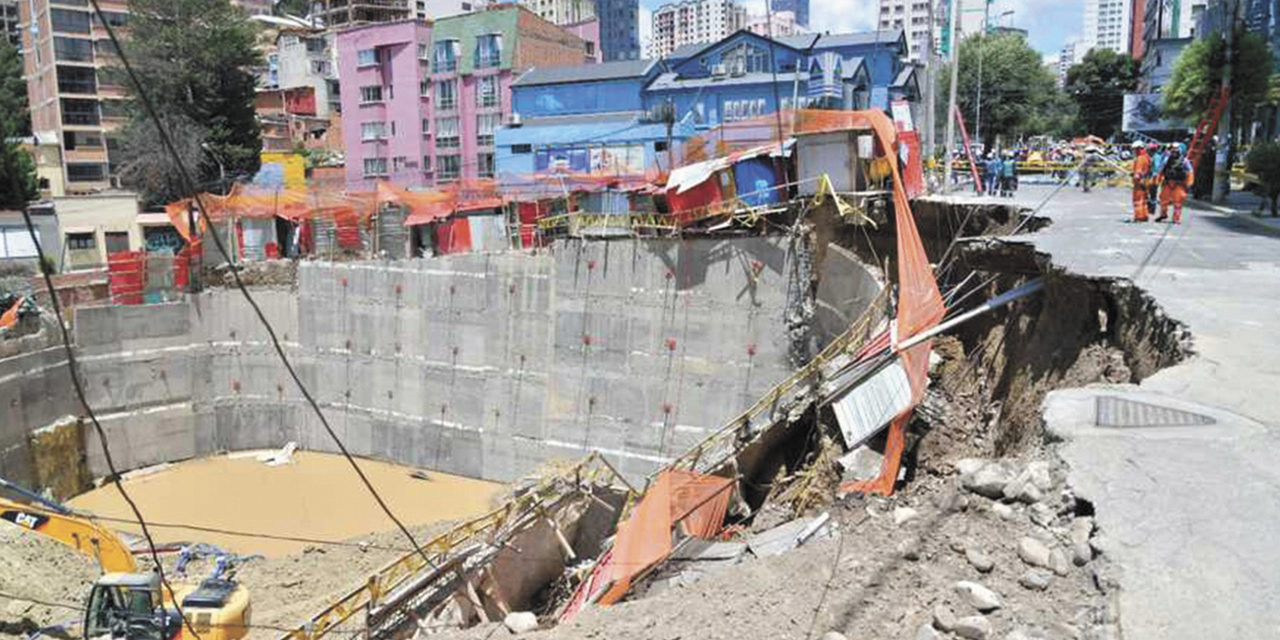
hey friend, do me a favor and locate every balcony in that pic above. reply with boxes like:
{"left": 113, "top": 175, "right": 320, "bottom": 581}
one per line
{"left": 65, "top": 147, "right": 108, "bottom": 163}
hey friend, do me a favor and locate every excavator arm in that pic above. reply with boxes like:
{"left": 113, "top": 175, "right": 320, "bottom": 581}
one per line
{"left": 0, "top": 495, "right": 138, "bottom": 574}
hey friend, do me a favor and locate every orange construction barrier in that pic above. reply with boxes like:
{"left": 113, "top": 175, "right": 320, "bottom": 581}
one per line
{"left": 598, "top": 470, "right": 735, "bottom": 605}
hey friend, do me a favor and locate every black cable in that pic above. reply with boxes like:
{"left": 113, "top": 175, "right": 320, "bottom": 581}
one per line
{"left": 16, "top": 203, "right": 202, "bottom": 639}
{"left": 84, "top": 0, "right": 439, "bottom": 574}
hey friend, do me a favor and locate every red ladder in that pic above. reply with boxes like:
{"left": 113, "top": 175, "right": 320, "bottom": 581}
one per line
{"left": 1188, "top": 85, "right": 1229, "bottom": 171}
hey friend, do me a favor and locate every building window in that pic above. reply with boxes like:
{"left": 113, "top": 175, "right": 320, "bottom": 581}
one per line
{"left": 50, "top": 8, "right": 90, "bottom": 34}
{"left": 311, "top": 59, "right": 330, "bottom": 75}
{"left": 475, "top": 33, "right": 502, "bottom": 68}
{"left": 54, "top": 37, "right": 93, "bottom": 62}
{"left": 357, "top": 48, "right": 379, "bottom": 67}
{"left": 66, "top": 163, "right": 106, "bottom": 182}
{"left": 437, "top": 155, "right": 460, "bottom": 181}
{"left": 512, "top": 143, "right": 532, "bottom": 154}
{"left": 477, "top": 153, "right": 495, "bottom": 178}
{"left": 476, "top": 76, "right": 498, "bottom": 108}
{"left": 393, "top": 156, "right": 408, "bottom": 172}
{"left": 63, "top": 130, "right": 103, "bottom": 150}
{"left": 434, "top": 40, "right": 458, "bottom": 73}
{"left": 306, "top": 37, "right": 326, "bottom": 53}
{"left": 417, "top": 43, "right": 430, "bottom": 60}
{"left": 60, "top": 98, "right": 99, "bottom": 125}
{"left": 476, "top": 113, "right": 500, "bottom": 147}
{"left": 420, "top": 75, "right": 431, "bottom": 97}
{"left": 93, "top": 11, "right": 128, "bottom": 27}
{"left": 421, "top": 118, "right": 431, "bottom": 135}
{"left": 436, "top": 116, "right": 460, "bottom": 148}
{"left": 436, "top": 79, "right": 457, "bottom": 110}
{"left": 361, "top": 121, "right": 387, "bottom": 140}
{"left": 422, "top": 155, "right": 431, "bottom": 172}
{"left": 57, "top": 66, "right": 97, "bottom": 94}
{"left": 66, "top": 232, "right": 96, "bottom": 250}
{"left": 359, "top": 85, "right": 383, "bottom": 104}
{"left": 363, "top": 157, "right": 388, "bottom": 177}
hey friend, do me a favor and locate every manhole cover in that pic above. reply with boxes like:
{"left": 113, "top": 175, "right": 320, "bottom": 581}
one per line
{"left": 1094, "top": 396, "right": 1216, "bottom": 428}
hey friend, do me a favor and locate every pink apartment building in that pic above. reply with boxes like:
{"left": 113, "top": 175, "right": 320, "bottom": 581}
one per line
{"left": 336, "top": 6, "right": 591, "bottom": 191}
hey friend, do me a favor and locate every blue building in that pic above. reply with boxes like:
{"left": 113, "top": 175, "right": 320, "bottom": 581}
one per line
{"left": 496, "top": 29, "right": 917, "bottom": 179}
{"left": 497, "top": 59, "right": 696, "bottom": 182}
{"left": 597, "top": 0, "right": 641, "bottom": 61}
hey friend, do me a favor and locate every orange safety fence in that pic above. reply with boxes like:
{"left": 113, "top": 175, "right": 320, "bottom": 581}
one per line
{"left": 597, "top": 469, "right": 735, "bottom": 605}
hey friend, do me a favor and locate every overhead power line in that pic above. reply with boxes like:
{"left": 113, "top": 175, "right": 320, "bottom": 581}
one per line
{"left": 82, "top": 0, "right": 440, "bottom": 577}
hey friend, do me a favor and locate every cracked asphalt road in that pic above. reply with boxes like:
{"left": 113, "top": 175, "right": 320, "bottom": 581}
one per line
{"left": 960, "top": 184, "right": 1280, "bottom": 639}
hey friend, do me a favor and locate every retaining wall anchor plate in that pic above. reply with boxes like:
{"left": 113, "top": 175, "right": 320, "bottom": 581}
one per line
{"left": 1094, "top": 396, "right": 1217, "bottom": 428}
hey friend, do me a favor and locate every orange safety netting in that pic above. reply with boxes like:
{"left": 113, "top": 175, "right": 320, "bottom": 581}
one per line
{"left": 598, "top": 470, "right": 735, "bottom": 605}
{"left": 0, "top": 297, "right": 23, "bottom": 330}
{"left": 832, "top": 108, "right": 946, "bottom": 496}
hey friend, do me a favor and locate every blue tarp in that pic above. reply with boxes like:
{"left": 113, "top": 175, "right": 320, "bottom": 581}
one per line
{"left": 733, "top": 157, "right": 783, "bottom": 207}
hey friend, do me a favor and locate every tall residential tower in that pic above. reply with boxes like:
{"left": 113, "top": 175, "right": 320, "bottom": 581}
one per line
{"left": 650, "top": 0, "right": 745, "bottom": 59}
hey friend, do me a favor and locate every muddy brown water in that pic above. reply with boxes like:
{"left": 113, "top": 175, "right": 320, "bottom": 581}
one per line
{"left": 68, "top": 451, "right": 501, "bottom": 557}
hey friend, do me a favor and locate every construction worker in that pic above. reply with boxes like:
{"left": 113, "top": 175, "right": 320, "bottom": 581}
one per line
{"left": 1156, "top": 143, "right": 1194, "bottom": 224}
{"left": 1001, "top": 150, "right": 1018, "bottom": 197}
{"left": 1131, "top": 142, "right": 1151, "bottom": 222}
{"left": 984, "top": 152, "right": 1002, "bottom": 195}
{"left": 1146, "top": 143, "right": 1163, "bottom": 215}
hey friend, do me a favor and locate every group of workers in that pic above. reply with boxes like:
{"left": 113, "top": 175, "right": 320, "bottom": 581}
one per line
{"left": 1130, "top": 141, "right": 1194, "bottom": 224}
{"left": 983, "top": 152, "right": 1019, "bottom": 197}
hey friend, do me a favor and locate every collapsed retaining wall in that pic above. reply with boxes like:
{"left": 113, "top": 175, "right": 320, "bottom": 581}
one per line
{"left": 0, "top": 237, "right": 882, "bottom": 489}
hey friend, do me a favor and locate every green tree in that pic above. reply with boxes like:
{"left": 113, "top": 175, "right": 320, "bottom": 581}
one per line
{"left": 1164, "top": 31, "right": 1275, "bottom": 124}
{"left": 118, "top": 0, "right": 262, "bottom": 204}
{"left": 1246, "top": 142, "right": 1280, "bottom": 217}
{"left": 938, "top": 33, "right": 1061, "bottom": 149}
{"left": 0, "top": 39, "right": 31, "bottom": 138}
{"left": 0, "top": 40, "right": 36, "bottom": 209}
{"left": 1065, "top": 48, "right": 1142, "bottom": 140}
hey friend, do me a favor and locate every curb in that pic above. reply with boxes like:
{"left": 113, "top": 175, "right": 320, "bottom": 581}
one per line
{"left": 1187, "top": 200, "right": 1280, "bottom": 237}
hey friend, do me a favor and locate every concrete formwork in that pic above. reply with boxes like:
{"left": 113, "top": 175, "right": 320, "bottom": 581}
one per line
{"left": 0, "top": 236, "right": 881, "bottom": 488}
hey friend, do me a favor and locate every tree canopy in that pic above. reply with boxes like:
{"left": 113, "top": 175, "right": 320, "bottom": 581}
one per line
{"left": 0, "top": 39, "right": 37, "bottom": 209}
{"left": 1164, "top": 30, "right": 1275, "bottom": 123}
{"left": 117, "top": 0, "right": 262, "bottom": 204}
{"left": 1065, "top": 48, "right": 1142, "bottom": 140}
{"left": 939, "top": 33, "right": 1062, "bottom": 149}
{"left": 1245, "top": 142, "right": 1280, "bottom": 216}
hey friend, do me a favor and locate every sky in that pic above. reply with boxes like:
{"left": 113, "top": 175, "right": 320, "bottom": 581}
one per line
{"left": 636, "top": 0, "right": 1085, "bottom": 57}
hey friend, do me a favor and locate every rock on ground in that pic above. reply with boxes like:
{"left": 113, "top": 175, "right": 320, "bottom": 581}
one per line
{"left": 955, "top": 580, "right": 1003, "bottom": 612}
{"left": 503, "top": 611, "right": 538, "bottom": 634}
{"left": 1017, "top": 537, "right": 1052, "bottom": 568}
{"left": 965, "top": 546, "right": 995, "bottom": 573}
{"left": 954, "top": 615, "right": 993, "bottom": 639}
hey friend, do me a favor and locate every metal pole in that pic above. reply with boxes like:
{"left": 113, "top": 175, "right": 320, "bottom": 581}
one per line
{"left": 186, "top": 201, "right": 199, "bottom": 294}
{"left": 975, "top": 0, "right": 990, "bottom": 149}
{"left": 1212, "top": 0, "right": 1238, "bottom": 204}
{"left": 943, "top": 0, "right": 960, "bottom": 192}
{"left": 924, "top": 0, "right": 937, "bottom": 162}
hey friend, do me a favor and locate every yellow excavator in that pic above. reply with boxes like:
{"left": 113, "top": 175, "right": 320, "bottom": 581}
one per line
{"left": 0, "top": 476, "right": 250, "bottom": 640}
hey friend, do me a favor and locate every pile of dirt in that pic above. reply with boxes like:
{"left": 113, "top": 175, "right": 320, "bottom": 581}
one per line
{"left": 423, "top": 453, "right": 1117, "bottom": 640}
{"left": 208, "top": 259, "right": 298, "bottom": 289}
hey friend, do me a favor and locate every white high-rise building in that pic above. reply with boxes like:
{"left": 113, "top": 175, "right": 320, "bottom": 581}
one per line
{"left": 745, "top": 10, "right": 805, "bottom": 38}
{"left": 1084, "top": 0, "right": 1132, "bottom": 54}
{"left": 651, "top": 0, "right": 746, "bottom": 59}
{"left": 878, "top": 0, "right": 936, "bottom": 62}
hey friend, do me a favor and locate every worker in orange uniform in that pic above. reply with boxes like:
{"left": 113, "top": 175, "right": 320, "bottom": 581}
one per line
{"left": 1130, "top": 142, "right": 1151, "bottom": 222}
{"left": 1156, "top": 143, "right": 1194, "bottom": 224}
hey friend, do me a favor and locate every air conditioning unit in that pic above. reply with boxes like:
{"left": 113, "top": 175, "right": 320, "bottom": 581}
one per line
{"left": 711, "top": 63, "right": 727, "bottom": 76}
{"left": 508, "top": 112, "right": 522, "bottom": 127}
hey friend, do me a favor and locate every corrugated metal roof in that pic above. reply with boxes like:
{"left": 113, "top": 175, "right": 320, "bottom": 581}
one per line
{"left": 513, "top": 59, "right": 657, "bottom": 86}
{"left": 647, "top": 71, "right": 796, "bottom": 91}
{"left": 776, "top": 29, "right": 905, "bottom": 51}
{"left": 495, "top": 112, "right": 672, "bottom": 146}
